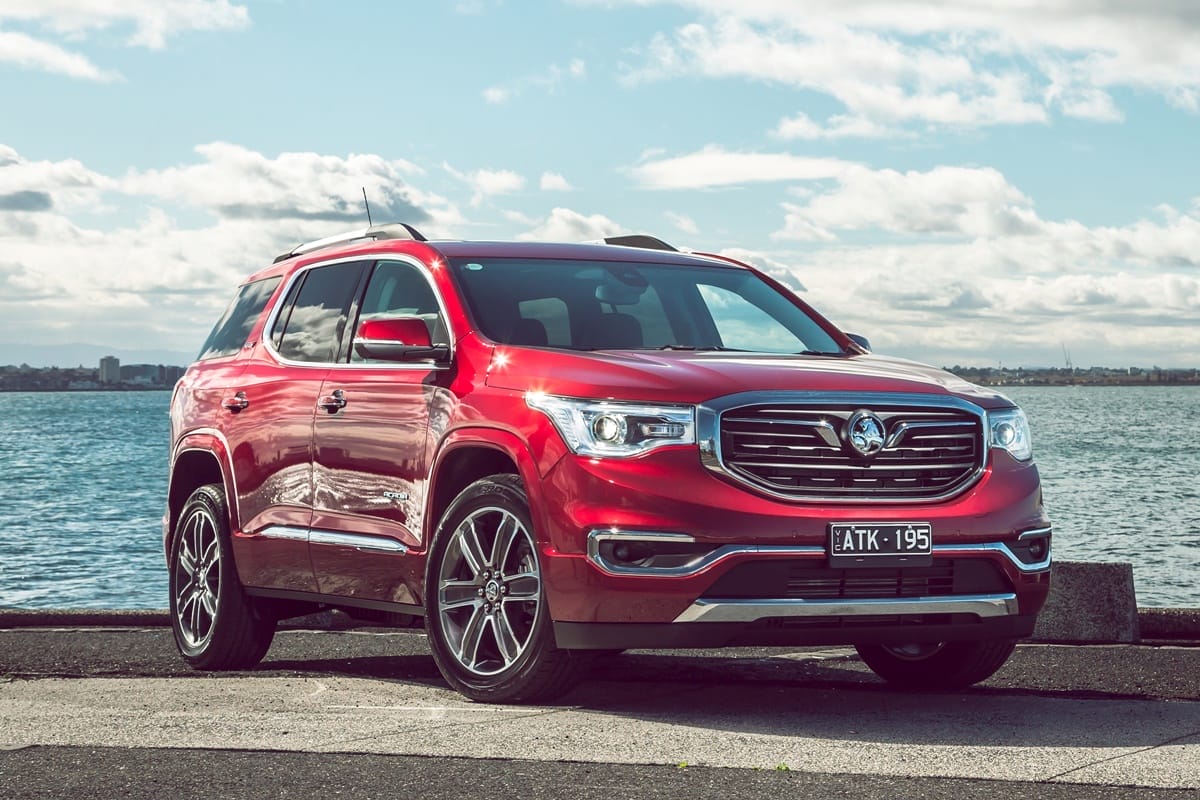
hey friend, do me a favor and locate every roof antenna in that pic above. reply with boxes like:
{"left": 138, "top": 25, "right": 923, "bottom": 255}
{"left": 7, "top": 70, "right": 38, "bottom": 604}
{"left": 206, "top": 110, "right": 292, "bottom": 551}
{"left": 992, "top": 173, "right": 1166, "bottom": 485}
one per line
{"left": 361, "top": 187, "right": 374, "bottom": 227}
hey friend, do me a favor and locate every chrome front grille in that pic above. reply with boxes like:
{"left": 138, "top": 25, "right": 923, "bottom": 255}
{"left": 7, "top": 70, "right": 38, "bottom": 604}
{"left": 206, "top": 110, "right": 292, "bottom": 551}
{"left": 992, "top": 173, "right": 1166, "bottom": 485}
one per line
{"left": 713, "top": 399, "right": 984, "bottom": 501}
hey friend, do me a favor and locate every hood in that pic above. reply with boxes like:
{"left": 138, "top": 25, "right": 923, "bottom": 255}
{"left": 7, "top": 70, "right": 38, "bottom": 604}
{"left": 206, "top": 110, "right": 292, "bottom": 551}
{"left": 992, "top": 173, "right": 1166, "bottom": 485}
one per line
{"left": 484, "top": 346, "right": 1014, "bottom": 409}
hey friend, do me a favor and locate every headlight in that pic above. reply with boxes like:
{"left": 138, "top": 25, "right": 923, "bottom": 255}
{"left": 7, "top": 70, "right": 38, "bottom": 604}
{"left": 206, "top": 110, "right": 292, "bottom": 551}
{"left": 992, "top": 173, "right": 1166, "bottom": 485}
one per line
{"left": 988, "top": 407, "right": 1032, "bottom": 461}
{"left": 526, "top": 392, "right": 695, "bottom": 457}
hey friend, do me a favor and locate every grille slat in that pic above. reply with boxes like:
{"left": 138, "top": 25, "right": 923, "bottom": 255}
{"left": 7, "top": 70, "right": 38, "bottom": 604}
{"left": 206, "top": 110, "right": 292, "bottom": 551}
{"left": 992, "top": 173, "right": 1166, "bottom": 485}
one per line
{"left": 720, "top": 403, "right": 983, "bottom": 500}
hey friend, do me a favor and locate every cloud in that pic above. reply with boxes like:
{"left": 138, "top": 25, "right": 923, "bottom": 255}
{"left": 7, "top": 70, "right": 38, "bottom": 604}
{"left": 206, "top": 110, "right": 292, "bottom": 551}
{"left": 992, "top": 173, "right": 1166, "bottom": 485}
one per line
{"left": 540, "top": 171, "right": 573, "bottom": 191}
{"left": 777, "top": 165, "right": 1038, "bottom": 240}
{"left": 482, "top": 57, "right": 586, "bottom": 103}
{"left": 0, "top": 190, "right": 52, "bottom": 212}
{"left": 444, "top": 162, "right": 526, "bottom": 207}
{"left": 516, "top": 207, "right": 624, "bottom": 241}
{"left": 610, "top": 1, "right": 1200, "bottom": 132}
{"left": 629, "top": 145, "right": 855, "bottom": 189}
{"left": 0, "top": 0, "right": 248, "bottom": 81}
{"left": 665, "top": 211, "right": 698, "bottom": 234}
{"left": 127, "top": 142, "right": 458, "bottom": 228}
{"left": 0, "top": 146, "right": 115, "bottom": 209}
{"left": 0, "top": 29, "right": 119, "bottom": 81}
{"left": 0, "top": 143, "right": 469, "bottom": 354}
{"left": 0, "top": 0, "right": 250, "bottom": 49}
{"left": 772, "top": 112, "right": 899, "bottom": 140}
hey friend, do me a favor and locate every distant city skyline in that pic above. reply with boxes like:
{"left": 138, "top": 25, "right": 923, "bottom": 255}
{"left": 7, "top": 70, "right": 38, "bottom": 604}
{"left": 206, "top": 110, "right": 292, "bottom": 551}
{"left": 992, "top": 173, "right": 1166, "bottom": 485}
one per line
{"left": 2, "top": 2, "right": 1199, "bottom": 367}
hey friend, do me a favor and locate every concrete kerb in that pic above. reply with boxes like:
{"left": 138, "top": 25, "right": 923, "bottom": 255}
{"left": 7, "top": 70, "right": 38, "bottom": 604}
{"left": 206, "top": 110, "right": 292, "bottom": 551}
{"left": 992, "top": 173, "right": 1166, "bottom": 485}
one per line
{"left": 2, "top": 560, "right": 1196, "bottom": 644}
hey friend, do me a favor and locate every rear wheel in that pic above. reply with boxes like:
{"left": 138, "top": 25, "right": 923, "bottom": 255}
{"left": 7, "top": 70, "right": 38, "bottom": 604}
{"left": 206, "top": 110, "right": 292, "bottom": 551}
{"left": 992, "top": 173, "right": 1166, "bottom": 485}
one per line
{"left": 425, "top": 474, "right": 589, "bottom": 703}
{"left": 169, "top": 484, "right": 275, "bottom": 669}
{"left": 855, "top": 639, "right": 1017, "bottom": 689}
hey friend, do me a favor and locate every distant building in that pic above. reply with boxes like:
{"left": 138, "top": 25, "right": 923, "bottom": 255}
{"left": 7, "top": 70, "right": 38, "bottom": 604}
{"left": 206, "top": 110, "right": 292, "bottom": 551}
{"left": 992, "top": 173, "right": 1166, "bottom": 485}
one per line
{"left": 99, "top": 356, "right": 120, "bottom": 384}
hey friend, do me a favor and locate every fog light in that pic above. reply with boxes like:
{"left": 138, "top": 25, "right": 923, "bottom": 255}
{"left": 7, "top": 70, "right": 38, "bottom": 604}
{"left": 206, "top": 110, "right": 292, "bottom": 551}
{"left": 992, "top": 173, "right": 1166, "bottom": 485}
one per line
{"left": 1028, "top": 538, "right": 1047, "bottom": 559}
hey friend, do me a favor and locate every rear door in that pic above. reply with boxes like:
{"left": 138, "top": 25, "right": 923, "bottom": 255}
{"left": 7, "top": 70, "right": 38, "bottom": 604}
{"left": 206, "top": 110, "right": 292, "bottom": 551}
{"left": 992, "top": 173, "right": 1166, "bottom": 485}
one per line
{"left": 224, "top": 259, "right": 368, "bottom": 592}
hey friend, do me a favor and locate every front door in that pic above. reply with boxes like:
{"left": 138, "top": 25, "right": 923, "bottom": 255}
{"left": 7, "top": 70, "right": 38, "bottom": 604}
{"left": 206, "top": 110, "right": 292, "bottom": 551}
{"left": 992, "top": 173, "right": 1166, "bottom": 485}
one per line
{"left": 309, "top": 258, "right": 449, "bottom": 605}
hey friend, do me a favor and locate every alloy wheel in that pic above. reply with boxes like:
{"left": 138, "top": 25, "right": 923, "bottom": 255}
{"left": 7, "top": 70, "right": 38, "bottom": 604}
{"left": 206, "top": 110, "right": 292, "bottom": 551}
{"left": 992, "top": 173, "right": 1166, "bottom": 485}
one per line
{"left": 436, "top": 506, "right": 541, "bottom": 676}
{"left": 173, "top": 505, "right": 221, "bottom": 649}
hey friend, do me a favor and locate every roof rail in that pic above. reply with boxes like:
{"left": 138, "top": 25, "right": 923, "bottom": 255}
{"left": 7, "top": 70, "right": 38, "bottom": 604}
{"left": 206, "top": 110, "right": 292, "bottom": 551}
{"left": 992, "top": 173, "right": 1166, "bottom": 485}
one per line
{"left": 273, "top": 222, "right": 427, "bottom": 263}
{"left": 603, "top": 234, "right": 677, "bottom": 252}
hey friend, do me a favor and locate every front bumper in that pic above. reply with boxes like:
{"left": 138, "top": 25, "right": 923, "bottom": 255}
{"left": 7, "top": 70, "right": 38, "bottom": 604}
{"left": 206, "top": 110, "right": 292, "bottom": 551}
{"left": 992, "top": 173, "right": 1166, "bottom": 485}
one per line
{"left": 536, "top": 447, "right": 1052, "bottom": 646}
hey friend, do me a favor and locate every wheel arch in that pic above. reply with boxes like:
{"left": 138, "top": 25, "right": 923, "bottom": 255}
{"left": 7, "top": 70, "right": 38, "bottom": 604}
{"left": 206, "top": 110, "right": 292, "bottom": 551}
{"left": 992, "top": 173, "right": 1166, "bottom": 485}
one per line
{"left": 166, "top": 434, "right": 238, "bottom": 558}
{"left": 426, "top": 428, "right": 547, "bottom": 549}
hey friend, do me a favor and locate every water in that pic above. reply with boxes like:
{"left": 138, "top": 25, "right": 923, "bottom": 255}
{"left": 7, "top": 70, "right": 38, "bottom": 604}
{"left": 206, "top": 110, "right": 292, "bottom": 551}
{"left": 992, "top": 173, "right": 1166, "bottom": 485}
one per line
{"left": 0, "top": 387, "right": 1196, "bottom": 609}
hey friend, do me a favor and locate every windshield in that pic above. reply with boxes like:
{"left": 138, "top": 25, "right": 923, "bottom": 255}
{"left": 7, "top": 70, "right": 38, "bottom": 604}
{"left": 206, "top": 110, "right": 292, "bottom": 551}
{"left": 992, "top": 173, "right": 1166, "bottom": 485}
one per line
{"left": 449, "top": 258, "right": 843, "bottom": 355}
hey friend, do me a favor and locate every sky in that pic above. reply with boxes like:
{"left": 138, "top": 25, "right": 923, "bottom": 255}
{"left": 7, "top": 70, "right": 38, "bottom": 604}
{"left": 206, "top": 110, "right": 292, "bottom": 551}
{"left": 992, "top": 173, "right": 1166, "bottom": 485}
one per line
{"left": 2, "top": 0, "right": 1200, "bottom": 369}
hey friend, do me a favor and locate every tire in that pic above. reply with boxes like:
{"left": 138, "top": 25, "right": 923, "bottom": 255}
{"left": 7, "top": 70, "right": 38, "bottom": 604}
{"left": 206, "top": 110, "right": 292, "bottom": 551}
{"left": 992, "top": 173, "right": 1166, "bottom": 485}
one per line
{"left": 169, "top": 483, "right": 276, "bottom": 670}
{"left": 855, "top": 639, "right": 1017, "bottom": 690}
{"left": 424, "top": 474, "right": 589, "bottom": 703}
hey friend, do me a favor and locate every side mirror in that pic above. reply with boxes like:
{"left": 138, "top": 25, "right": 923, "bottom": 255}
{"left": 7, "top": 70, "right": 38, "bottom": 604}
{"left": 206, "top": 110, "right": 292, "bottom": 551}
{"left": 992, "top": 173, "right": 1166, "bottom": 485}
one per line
{"left": 846, "top": 333, "right": 871, "bottom": 352}
{"left": 354, "top": 317, "right": 449, "bottom": 362}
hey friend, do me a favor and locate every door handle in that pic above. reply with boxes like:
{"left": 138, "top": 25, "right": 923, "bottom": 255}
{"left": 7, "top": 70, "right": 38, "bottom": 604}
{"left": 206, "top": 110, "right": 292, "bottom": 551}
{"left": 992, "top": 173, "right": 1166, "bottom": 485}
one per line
{"left": 318, "top": 389, "right": 347, "bottom": 412}
{"left": 222, "top": 392, "right": 249, "bottom": 412}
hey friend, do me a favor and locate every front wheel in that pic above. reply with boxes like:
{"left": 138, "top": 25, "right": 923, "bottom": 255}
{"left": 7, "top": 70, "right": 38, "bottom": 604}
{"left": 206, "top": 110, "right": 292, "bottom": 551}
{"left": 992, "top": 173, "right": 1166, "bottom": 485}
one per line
{"left": 855, "top": 639, "right": 1017, "bottom": 689}
{"left": 169, "top": 484, "right": 275, "bottom": 669}
{"left": 424, "top": 474, "right": 589, "bottom": 703}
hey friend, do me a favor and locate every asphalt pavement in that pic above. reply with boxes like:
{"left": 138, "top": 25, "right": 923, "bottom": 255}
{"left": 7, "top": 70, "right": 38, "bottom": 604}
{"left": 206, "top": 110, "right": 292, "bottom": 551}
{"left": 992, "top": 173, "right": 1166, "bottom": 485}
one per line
{"left": 1, "top": 625, "right": 1198, "bottom": 799}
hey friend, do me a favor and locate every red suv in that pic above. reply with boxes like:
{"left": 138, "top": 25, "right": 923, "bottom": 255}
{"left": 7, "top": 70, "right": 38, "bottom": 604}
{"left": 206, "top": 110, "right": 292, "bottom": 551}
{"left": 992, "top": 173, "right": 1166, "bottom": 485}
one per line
{"left": 165, "top": 223, "right": 1051, "bottom": 702}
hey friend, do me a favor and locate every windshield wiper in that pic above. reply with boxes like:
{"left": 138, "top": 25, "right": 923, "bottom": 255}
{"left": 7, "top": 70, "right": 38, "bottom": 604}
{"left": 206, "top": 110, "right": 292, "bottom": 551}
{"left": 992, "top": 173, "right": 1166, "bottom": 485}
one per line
{"left": 654, "top": 344, "right": 743, "bottom": 352}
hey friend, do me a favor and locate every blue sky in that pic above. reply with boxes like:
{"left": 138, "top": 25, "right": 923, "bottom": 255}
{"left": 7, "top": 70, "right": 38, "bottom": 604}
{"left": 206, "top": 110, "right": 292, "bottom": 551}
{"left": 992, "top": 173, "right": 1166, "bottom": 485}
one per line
{"left": 2, "top": 0, "right": 1199, "bottom": 368}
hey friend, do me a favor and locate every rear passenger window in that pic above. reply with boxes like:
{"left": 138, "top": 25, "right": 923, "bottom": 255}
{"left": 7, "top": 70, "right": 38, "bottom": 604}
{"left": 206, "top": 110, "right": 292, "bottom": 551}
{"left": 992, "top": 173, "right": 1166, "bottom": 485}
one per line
{"left": 272, "top": 261, "right": 367, "bottom": 363}
{"left": 197, "top": 277, "right": 281, "bottom": 361}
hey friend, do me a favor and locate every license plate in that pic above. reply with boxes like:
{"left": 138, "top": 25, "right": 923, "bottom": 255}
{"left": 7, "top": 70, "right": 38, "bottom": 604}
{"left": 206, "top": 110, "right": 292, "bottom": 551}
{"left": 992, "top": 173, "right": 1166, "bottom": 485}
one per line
{"left": 828, "top": 522, "right": 933, "bottom": 567}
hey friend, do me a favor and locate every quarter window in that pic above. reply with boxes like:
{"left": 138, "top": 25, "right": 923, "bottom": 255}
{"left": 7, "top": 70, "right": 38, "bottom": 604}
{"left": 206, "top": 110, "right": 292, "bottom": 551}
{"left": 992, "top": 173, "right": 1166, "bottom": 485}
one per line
{"left": 197, "top": 277, "right": 281, "bottom": 361}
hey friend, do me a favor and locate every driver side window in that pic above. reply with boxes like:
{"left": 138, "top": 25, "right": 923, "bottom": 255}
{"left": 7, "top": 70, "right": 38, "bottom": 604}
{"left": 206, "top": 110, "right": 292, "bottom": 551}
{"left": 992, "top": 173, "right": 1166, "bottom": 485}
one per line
{"left": 352, "top": 260, "right": 446, "bottom": 362}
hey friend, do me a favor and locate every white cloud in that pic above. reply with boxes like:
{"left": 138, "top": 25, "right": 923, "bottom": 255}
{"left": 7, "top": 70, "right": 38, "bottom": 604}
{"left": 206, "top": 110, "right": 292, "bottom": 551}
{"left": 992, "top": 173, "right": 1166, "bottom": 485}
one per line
{"left": 126, "top": 143, "right": 459, "bottom": 231}
{"left": 516, "top": 207, "right": 624, "bottom": 241}
{"left": 0, "top": 0, "right": 248, "bottom": 81}
{"left": 0, "top": 0, "right": 250, "bottom": 49}
{"left": 444, "top": 162, "right": 526, "bottom": 207}
{"left": 482, "top": 86, "right": 510, "bottom": 104}
{"left": 0, "top": 29, "right": 119, "bottom": 81}
{"left": 777, "top": 165, "right": 1037, "bottom": 240}
{"left": 611, "top": 0, "right": 1200, "bottom": 133}
{"left": 540, "top": 171, "right": 572, "bottom": 191}
{"left": 629, "top": 145, "right": 855, "bottom": 189}
{"left": 0, "top": 145, "right": 115, "bottom": 210}
{"left": 665, "top": 211, "right": 698, "bottom": 234}
{"left": 772, "top": 112, "right": 898, "bottom": 140}
{"left": 482, "top": 57, "right": 587, "bottom": 103}
{"left": 0, "top": 143, "right": 470, "bottom": 353}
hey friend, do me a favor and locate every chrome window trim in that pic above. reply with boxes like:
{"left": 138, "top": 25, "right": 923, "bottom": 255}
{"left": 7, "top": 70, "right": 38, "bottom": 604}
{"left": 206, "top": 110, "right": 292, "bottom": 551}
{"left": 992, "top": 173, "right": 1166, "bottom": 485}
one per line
{"left": 697, "top": 391, "right": 989, "bottom": 504}
{"left": 258, "top": 525, "right": 409, "bottom": 554}
{"left": 672, "top": 592, "right": 1020, "bottom": 623}
{"left": 263, "top": 253, "right": 455, "bottom": 371}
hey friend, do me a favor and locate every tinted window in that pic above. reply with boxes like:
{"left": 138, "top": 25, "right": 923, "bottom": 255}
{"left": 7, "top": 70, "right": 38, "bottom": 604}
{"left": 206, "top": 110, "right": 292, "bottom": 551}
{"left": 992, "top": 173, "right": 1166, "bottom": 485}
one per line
{"left": 273, "top": 261, "right": 367, "bottom": 363}
{"left": 197, "top": 277, "right": 281, "bottom": 361}
{"left": 351, "top": 260, "right": 446, "bottom": 363}
{"left": 450, "top": 258, "right": 842, "bottom": 354}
